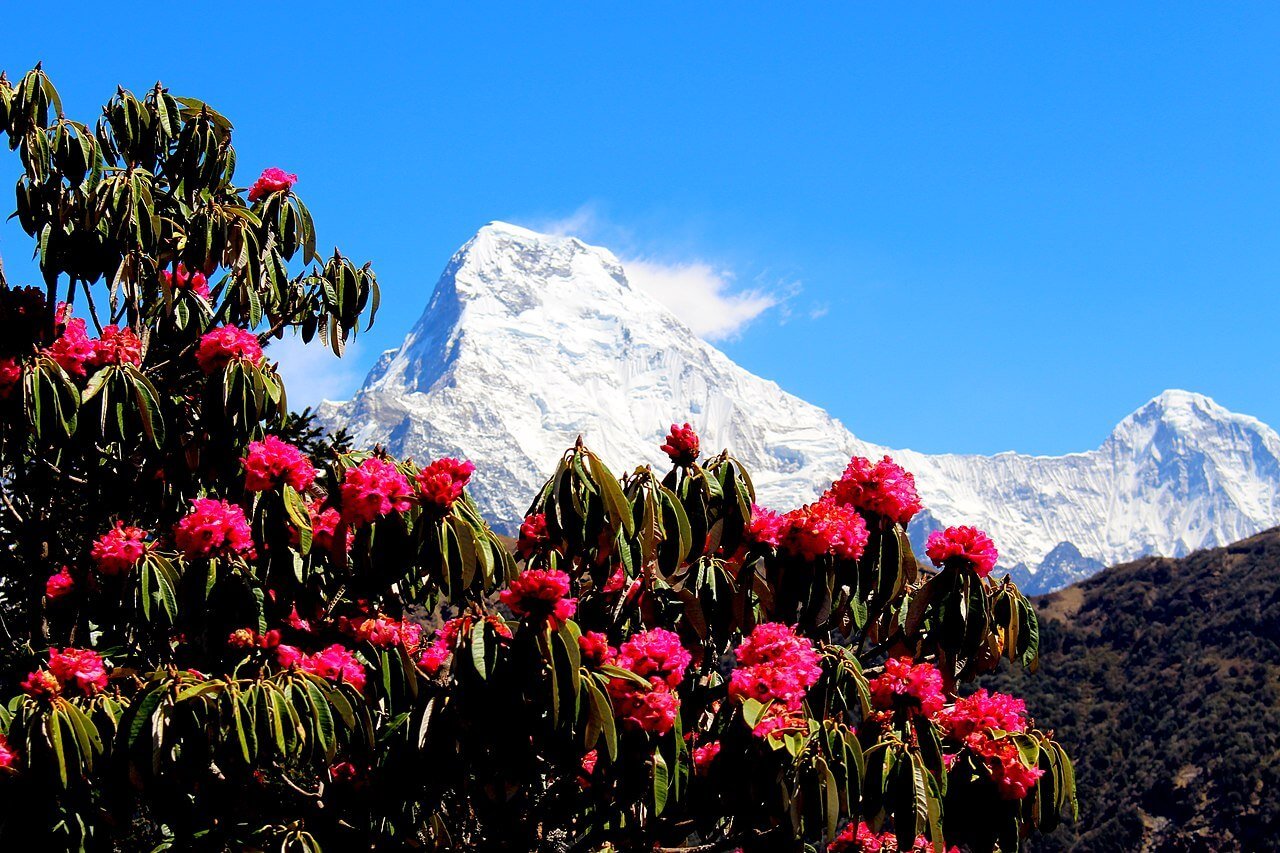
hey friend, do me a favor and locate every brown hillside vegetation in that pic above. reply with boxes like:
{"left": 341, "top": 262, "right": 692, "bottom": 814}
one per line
{"left": 986, "top": 529, "right": 1280, "bottom": 851}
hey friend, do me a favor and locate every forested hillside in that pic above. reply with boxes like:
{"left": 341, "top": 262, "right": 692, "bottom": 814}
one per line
{"left": 988, "top": 529, "right": 1280, "bottom": 851}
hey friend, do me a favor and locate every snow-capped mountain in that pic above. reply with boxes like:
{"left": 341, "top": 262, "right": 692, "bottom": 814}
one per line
{"left": 319, "top": 222, "right": 1280, "bottom": 592}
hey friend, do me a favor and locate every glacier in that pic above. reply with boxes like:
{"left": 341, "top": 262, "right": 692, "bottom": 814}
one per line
{"left": 318, "top": 222, "right": 1280, "bottom": 592}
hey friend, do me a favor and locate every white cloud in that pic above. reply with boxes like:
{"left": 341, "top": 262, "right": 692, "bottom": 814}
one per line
{"left": 266, "top": 332, "right": 366, "bottom": 411}
{"left": 623, "top": 258, "right": 778, "bottom": 340}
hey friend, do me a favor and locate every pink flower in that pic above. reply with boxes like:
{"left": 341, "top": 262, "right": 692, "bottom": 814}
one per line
{"left": 750, "top": 706, "right": 809, "bottom": 741}
{"left": 967, "top": 734, "right": 1044, "bottom": 800}
{"left": 578, "top": 749, "right": 599, "bottom": 786}
{"left": 290, "top": 500, "right": 347, "bottom": 553}
{"left": 159, "top": 263, "right": 211, "bottom": 299}
{"left": 779, "top": 499, "right": 869, "bottom": 562}
{"left": 940, "top": 689, "right": 1029, "bottom": 741}
{"left": 500, "top": 569, "right": 577, "bottom": 628}
{"left": 195, "top": 325, "right": 263, "bottom": 374}
{"left": 746, "top": 505, "right": 787, "bottom": 549}
{"left": 342, "top": 615, "right": 423, "bottom": 653}
{"left": 660, "top": 422, "right": 700, "bottom": 465}
{"left": 727, "top": 623, "right": 822, "bottom": 716}
{"left": 827, "top": 455, "right": 923, "bottom": 526}
{"left": 577, "top": 631, "right": 610, "bottom": 666}
{"left": 340, "top": 458, "right": 413, "bottom": 526}
{"left": 173, "top": 498, "right": 255, "bottom": 559}
{"left": 0, "top": 733, "right": 17, "bottom": 771}
{"left": 279, "top": 643, "right": 366, "bottom": 692}
{"left": 868, "top": 657, "right": 945, "bottom": 719}
{"left": 0, "top": 356, "right": 22, "bottom": 399}
{"left": 516, "top": 513, "right": 550, "bottom": 560}
{"left": 692, "top": 741, "right": 720, "bottom": 774}
{"left": 603, "top": 566, "right": 627, "bottom": 593}
{"left": 88, "top": 325, "right": 143, "bottom": 369}
{"left": 248, "top": 167, "right": 298, "bottom": 202}
{"left": 48, "top": 647, "right": 109, "bottom": 696}
{"left": 416, "top": 457, "right": 475, "bottom": 512}
{"left": 613, "top": 628, "right": 691, "bottom": 689}
{"left": 43, "top": 315, "right": 96, "bottom": 378}
{"left": 417, "top": 642, "right": 451, "bottom": 676}
{"left": 90, "top": 522, "right": 152, "bottom": 575}
{"left": 925, "top": 525, "right": 999, "bottom": 577}
{"left": 609, "top": 680, "right": 680, "bottom": 734}
{"left": 242, "top": 436, "right": 316, "bottom": 492}
{"left": 21, "top": 669, "right": 61, "bottom": 699}
{"left": 45, "top": 566, "right": 74, "bottom": 601}
{"left": 329, "top": 760, "right": 361, "bottom": 786}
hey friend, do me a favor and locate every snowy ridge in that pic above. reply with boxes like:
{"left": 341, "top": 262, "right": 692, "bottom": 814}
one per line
{"left": 320, "top": 223, "right": 1280, "bottom": 590}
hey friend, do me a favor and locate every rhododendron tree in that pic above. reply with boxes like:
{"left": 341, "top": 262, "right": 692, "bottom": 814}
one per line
{"left": 0, "top": 67, "right": 1074, "bottom": 852}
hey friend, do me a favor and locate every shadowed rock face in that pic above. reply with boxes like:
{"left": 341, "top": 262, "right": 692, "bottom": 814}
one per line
{"left": 320, "top": 222, "right": 1280, "bottom": 586}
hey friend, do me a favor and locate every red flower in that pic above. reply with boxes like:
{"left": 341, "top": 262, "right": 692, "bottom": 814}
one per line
{"left": 925, "top": 525, "right": 999, "bottom": 577}
{"left": 516, "top": 512, "right": 550, "bottom": 560}
{"left": 174, "top": 498, "right": 255, "bottom": 559}
{"left": 613, "top": 628, "right": 691, "bottom": 689}
{"left": 940, "top": 689, "right": 1029, "bottom": 741}
{"left": 0, "top": 733, "right": 17, "bottom": 771}
{"left": 0, "top": 357, "right": 23, "bottom": 399}
{"left": 728, "top": 623, "right": 822, "bottom": 717}
{"left": 159, "top": 263, "right": 211, "bottom": 300}
{"left": 499, "top": 569, "right": 577, "bottom": 628}
{"left": 88, "top": 325, "right": 143, "bottom": 369}
{"left": 417, "top": 642, "right": 451, "bottom": 676}
{"left": 660, "top": 422, "right": 700, "bottom": 465}
{"left": 692, "top": 741, "right": 720, "bottom": 774}
{"left": 242, "top": 436, "right": 316, "bottom": 492}
{"left": 415, "top": 457, "right": 474, "bottom": 512}
{"left": 577, "top": 631, "right": 611, "bottom": 666}
{"left": 341, "top": 614, "right": 423, "bottom": 653}
{"left": 48, "top": 647, "right": 109, "bottom": 696}
{"left": 90, "top": 522, "right": 152, "bottom": 575}
{"left": 43, "top": 315, "right": 96, "bottom": 378}
{"left": 195, "top": 325, "right": 263, "bottom": 374}
{"left": 609, "top": 680, "right": 680, "bottom": 734}
{"left": 779, "top": 499, "right": 869, "bottom": 562}
{"left": 340, "top": 458, "right": 413, "bottom": 526}
{"left": 868, "top": 657, "right": 945, "bottom": 719}
{"left": 20, "top": 669, "right": 61, "bottom": 700}
{"left": 827, "top": 455, "right": 923, "bottom": 526}
{"left": 277, "top": 643, "right": 366, "bottom": 692}
{"left": 577, "top": 749, "right": 599, "bottom": 787}
{"left": 966, "top": 734, "right": 1044, "bottom": 800}
{"left": 248, "top": 167, "right": 298, "bottom": 202}
{"left": 45, "top": 566, "right": 74, "bottom": 601}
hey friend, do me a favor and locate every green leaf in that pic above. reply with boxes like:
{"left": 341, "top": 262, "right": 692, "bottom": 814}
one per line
{"left": 470, "top": 618, "right": 488, "bottom": 680}
{"left": 653, "top": 749, "right": 670, "bottom": 816}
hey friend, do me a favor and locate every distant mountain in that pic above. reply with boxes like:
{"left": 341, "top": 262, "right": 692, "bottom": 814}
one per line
{"left": 319, "top": 222, "right": 1280, "bottom": 588}
{"left": 987, "top": 528, "right": 1280, "bottom": 851}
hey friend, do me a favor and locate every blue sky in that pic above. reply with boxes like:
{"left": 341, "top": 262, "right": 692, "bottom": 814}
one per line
{"left": 2, "top": 3, "right": 1278, "bottom": 455}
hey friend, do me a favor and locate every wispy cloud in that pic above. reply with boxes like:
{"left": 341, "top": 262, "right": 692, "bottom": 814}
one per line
{"left": 532, "top": 204, "right": 789, "bottom": 340}
{"left": 267, "top": 333, "right": 366, "bottom": 411}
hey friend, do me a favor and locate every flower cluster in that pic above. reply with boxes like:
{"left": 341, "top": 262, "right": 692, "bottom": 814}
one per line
{"left": 499, "top": 569, "right": 577, "bottom": 628}
{"left": 87, "top": 325, "right": 143, "bottom": 370}
{"left": 0, "top": 357, "right": 21, "bottom": 399}
{"left": 173, "top": 498, "right": 254, "bottom": 559}
{"left": 159, "top": 263, "right": 211, "bottom": 299}
{"left": 43, "top": 314, "right": 97, "bottom": 378}
{"left": 515, "top": 512, "right": 550, "bottom": 560}
{"left": 728, "top": 623, "right": 822, "bottom": 733}
{"left": 248, "top": 167, "right": 298, "bottom": 202}
{"left": 925, "top": 525, "right": 999, "bottom": 577}
{"left": 0, "top": 734, "right": 16, "bottom": 771}
{"left": 745, "top": 504, "right": 787, "bottom": 549}
{"left": 779, "top": 499, "right": 869, "bottom": 562}
{"left": 972, "top": 736, "right": 1044, "bottom": 799}
{"left": 277, "top": 644, "right": 366, "bottom": 691}
{"left": 939, "top": 689, "right": 1029, "bottom": 741}
{"left": 228, "top": 627, "right": 281, "bottom": 649}
{"left": 660, "top": 422, "right": 700, "bottom": 465}
{"left": 827, "top": 455, "right": 923, "bottom": 525}
{"left": 340, "top": 614, "right": 423, "bottom": 653}
{"left": 22, "top": 648, "right": 109, "bottom": 699}
{"left": 242, "top": 436, "right": 316, "bottom": 492}
{"left": 692, "top": 741, "right": 720, "bottom": 774}
{"left": 416, "top": 457, "right": 475, "bottom": 512}
{"left": 577, "top": 631, "right": 611, "bottom": 666}
{"left": 45, "top": 566, "right": 75, "bottom": 601}
{"left": 828, "top": 822, "right": 958, "bottom": 853}
{"left": 340, "top": 458, "right": 413, "bottom": 526}
{"left": 605, "top": 628, "right": 691, "bottom": 735}
{"left": 195, "top": 325, "right": 264, "bottom": 374}
{"left": 867, "top": 657, "right": 946, "bottom": 719}
{"left": 90, "top": 522, "right": 152, "bottom": 575}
